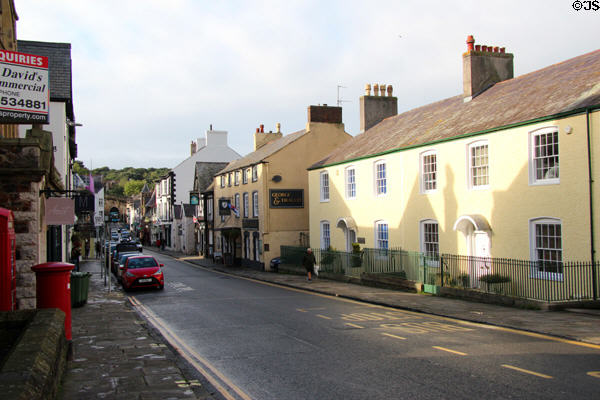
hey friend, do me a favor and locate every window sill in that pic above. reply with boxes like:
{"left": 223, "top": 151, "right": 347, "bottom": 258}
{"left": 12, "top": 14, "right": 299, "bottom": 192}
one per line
{"left": 529, "top": 179, "right": 560, "bottom": 186}
{"left": 529, "top": 271, "right": 564, "bottom": 282}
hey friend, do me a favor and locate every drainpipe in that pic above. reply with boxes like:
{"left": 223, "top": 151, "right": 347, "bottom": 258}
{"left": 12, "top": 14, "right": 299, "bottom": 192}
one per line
{"left": 586, "top": 107, "right": 598, "bottom": 300}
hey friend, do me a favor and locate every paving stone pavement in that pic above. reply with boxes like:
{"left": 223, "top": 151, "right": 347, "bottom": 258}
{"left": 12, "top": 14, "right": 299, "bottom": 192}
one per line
{"left": 59, "top": 259, "right": 218, "bottom": 400}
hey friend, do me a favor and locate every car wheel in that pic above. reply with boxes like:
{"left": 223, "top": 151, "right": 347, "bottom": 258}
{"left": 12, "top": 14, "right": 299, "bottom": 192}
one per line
{"left": 158, "top": 284, "right": 164, "bottom": 290}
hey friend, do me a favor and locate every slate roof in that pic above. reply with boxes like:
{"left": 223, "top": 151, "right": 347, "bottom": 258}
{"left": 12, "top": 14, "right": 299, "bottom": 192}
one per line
{"left": 17, "top": 40, "right": 72, "bottom": 102}
{"left": 173, "top": 204, "right": 182, "bottom": 220}
{"left": 195, "top": 162, "right": 230, "bottom": 193}
{"left": 183, "top": 204, "right": 195, "bottom": 218}
{"left": 218, "top": 129, "right": 306, "bottom": 174}
{"left": 311, "top": 49, "right": 600, "bottom": 169}
{"left": 145, "top": 190, "right": 156, "bottom": 208}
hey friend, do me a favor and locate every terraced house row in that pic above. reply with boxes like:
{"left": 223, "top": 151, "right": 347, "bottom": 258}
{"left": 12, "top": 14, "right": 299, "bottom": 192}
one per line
{"left": 306, "top": 36, "right": 600, "bottom": 298}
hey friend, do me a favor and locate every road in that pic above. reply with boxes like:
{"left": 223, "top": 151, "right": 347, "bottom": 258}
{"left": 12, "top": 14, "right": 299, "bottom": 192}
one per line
{"left": 125, "top": 251, "right": 600, "bottom": 400}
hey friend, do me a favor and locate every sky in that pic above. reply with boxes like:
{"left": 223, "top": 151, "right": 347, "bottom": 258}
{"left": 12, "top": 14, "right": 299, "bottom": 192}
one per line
{"left": 15, "top": 0, "right": 600, "bottom": 170}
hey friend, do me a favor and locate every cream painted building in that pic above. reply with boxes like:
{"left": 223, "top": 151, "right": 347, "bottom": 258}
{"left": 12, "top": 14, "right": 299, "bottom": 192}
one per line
{"left": 309, "top": 37, "right": 600, "bottom": 289}
{"left": 213, "top": 105, "right": 352, "bottom": 270}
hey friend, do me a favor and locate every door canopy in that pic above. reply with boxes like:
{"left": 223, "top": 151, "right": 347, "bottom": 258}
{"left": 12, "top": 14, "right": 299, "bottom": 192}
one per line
{"left": 336, "top": 216, "right": 358, "bottom": 232}
{"left": 453, "top": 214, "right": 491, "bottom": 235}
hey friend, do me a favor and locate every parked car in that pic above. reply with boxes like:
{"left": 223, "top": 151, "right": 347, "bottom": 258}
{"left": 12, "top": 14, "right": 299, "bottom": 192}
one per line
{"left": 116, "top": 252, "right": 140, "bottom": 281}
{"left": 135, "top": 238, "right": 143, "bottom": 252}
{"left": 121, "top": 255, "right": 164, "bottom": 291}
{"left": 270, "top": 257, "right": 281, "bottom": 272}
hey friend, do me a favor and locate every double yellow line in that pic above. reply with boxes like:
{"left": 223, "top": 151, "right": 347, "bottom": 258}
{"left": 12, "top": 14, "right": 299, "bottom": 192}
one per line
{"left": 129, "top": 296, "right": 253, "bottom": 400}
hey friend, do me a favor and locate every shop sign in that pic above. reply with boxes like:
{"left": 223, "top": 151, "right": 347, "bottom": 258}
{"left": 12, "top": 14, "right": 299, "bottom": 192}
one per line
{"left": 45, "top": 197, "right": 74, "bottom": 225}
{"left": 0, "top": 49, "right": 49, "bottom": 124}
{"left": 269, "top": 189, "right": 303, "bottom": 208}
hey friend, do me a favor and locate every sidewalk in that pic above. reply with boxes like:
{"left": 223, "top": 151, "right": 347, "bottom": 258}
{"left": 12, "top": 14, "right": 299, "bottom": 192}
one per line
{"left": 150, "top": 247, "right": 600, "bottom": 346}
{"left": 59, "top": 258, "right": 218, "bottom": 400}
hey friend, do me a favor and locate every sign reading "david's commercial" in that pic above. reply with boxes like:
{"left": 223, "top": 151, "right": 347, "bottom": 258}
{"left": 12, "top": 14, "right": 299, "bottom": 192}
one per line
{"left": 0, "top": 49, "right": 49, "bottom": 124}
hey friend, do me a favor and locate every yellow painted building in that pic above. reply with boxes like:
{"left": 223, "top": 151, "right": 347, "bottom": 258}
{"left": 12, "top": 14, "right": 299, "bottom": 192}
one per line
{"left": 213, "top": 105, "right": 351, "bottom": 270}
{"left": 308, "top": 37, "right": 600, "bottom": 297}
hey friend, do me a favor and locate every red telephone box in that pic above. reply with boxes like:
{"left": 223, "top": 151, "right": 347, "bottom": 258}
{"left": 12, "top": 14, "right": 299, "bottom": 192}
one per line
{"left": 0, "top": 207, "right": 17, "bottom": 311}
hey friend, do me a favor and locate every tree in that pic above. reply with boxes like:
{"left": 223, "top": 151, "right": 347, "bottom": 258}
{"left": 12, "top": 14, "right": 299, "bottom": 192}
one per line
{"left": 73, "top": 160, "right": 89, "bottom": 175}
{"left": 124, "top": 180, "right": 146, "bottom": 196}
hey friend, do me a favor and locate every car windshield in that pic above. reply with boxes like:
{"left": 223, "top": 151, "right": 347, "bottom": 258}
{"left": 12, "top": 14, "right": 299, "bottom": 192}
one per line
{"left": 119, "top": 254, "right": 136, "bottom": 264}
{"left": 127, "top": 257, "right": 158, "bottom": 269}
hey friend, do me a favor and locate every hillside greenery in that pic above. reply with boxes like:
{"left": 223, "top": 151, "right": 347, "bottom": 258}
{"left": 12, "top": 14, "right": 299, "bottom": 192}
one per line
{"left": 74, "top": 160, "right": 169, "bottom": 197}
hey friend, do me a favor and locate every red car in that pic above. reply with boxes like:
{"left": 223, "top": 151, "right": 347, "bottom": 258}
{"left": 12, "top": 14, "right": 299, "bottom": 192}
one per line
{"left": 121, "top": 255, "right": 164, "bottom": 291}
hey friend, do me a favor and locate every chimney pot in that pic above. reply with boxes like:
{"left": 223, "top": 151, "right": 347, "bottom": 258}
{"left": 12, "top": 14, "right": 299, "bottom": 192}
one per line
{"left": 493, "top": 46, "right": 499, "bottom": 53}
{"left": 387, "top": 85, "right": 393, "bottom": 96}
{"left": 500, "top": 47, "right": 505, "bottom": 53}
{"left": 260, "top": 124, "right": 264, "bottom": 133}
{"left": 373, "top": 83, "right": 379, "bottom": 96}
{"left": 475, "top": 44, "right": 481, "bottom": 51}
{"left": 380, "top": 84, "right": 386, "bottom": 96}
{"left": 466, "top": 35, "right": 475, "bottom": 51}
{"left": 276, "top": 122, "right": 281, "bottom": 133}
{"left": 256, "top": 128, "right": 259, "bottom": 133}
{"left": 365, "top": 83, "right": 371, "bottom": 96}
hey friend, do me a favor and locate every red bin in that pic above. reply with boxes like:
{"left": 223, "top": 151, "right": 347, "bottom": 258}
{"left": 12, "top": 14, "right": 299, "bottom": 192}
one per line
{"left": 31, "top": 262, "right": 74, "bottom": 341}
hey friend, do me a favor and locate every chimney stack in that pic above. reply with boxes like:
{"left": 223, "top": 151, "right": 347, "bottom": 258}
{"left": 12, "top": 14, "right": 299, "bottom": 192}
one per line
{"left": 307, "top": 104, "right": 342, "bottom": 124}
{"left": 360, "top": 82, "right": 398, "bottom": 132}
{"left": 463, "top": 35, "right": 513, "bottom": 101}
{"left": 254, "top": 123, "right": 283, "bottom": 151}
{"left": 190, "top": 141, "right": 196, "bottom": 156}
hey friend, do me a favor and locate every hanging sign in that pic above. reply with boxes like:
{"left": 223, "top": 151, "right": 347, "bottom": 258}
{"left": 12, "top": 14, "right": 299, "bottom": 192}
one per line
{"left": 0, "top": 49, "right": 49, "bottom": 124}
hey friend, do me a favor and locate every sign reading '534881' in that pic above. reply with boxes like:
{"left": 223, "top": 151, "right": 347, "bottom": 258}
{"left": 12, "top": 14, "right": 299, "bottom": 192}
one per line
{"left": 0, "top": 49, "right": 49, "bottom": 124}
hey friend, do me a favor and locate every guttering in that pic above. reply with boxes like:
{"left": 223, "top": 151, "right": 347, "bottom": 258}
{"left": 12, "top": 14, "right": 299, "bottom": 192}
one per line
{"left": 586, "top": 107, "right": 598, "bottom": 300}
{"left": 308, "top": 104, "right": 600, "bottom": 171}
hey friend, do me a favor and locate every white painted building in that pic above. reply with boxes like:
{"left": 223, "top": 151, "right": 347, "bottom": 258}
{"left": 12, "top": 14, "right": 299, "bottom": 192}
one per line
{"left": 169, "top": 128, "right": 241, "bottom": 252}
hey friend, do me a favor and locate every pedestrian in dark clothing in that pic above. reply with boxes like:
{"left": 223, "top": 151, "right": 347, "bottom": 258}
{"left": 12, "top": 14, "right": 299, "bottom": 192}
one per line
{"left": 302, "top": 248, "right": 316, "bottom": 281}
{"left": 84, "top": 239, "right": 90, "bottom": 259}
{"left": 70, "top": 246, "right": 81, "bottom": 272}
{"left": 95, "top": 241, "right": 100, "bottom": 259}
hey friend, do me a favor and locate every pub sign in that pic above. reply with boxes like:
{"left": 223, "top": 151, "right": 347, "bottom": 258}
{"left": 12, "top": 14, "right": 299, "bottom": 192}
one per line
{"left": 269, "top": 189, "right": 304, "bottom": 208}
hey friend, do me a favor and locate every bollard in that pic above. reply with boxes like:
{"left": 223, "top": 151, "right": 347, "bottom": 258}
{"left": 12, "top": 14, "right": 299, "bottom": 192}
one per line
{"left": 31, "top": 262, "right": 74, "bottom": 341}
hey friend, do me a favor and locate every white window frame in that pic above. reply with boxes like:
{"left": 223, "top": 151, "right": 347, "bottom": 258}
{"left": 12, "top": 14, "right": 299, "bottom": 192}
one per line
{"left": 529, "top": 217, "right": 563, "bottom": 281}
{"left": 345, "top": 166, "right": 356, "bottom": 199}
{"left": 252, "top": 165, "right": 258, "bottom": 182}
{"left": 468, "top": 140, "right": 489, "bottom": 190}
{"left": 420, "top": 150, "right": 438, "bottom": 193}
{"left": 529, "top": 127, "right": 559, "bottom": 185}
{"left": 252, "top": 191, "right": 259, "bottom": 217}
{"left": 243, "top": 168, "right": 248, "bottom": 184}
{"left": 320, "top": 220, "right": 331, "bottom": 249}
{"left": 234, "top": 193, "right": 240, "bottom": 218}
{"left": 320, "top": 171, "right": 330, "bottom": 202}
{"left": 420, "top": 219, "right": 439, "bottom": 267}
{"left": 220, "top": 175, "right": 225, "bottom": 188}
{"left": 243, "top": 192, "right": 249, "bottom": 218}
{"left": 228, "top": 173, "right": 232, "bottom": 187}
{"left": 374, "top": 160, "right": 387, "bottom": 196}
{"left": 374, "top": 220, "right": 389, "bottom": 250}
{"left": 234, "top": 171, "right": 240, "bottom": 186}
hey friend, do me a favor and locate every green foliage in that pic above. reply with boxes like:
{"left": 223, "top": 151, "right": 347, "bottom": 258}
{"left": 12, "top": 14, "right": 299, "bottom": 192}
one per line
{"left": 74, "top": 160, "right": 170, "bottom": 198}
{"left": 351, "top": 242, "right": 362, "bottom": 268}
{"left": 124, "top": 180, "right": 146, "bottom": 196}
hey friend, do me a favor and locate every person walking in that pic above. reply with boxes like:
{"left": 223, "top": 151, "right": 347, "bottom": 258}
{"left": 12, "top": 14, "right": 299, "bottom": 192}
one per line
{"left": 95, "top": 240, "right": 101, "bottom": 259}
{"left": 70, "top": 246, "right": 81, "bottom": 272}
{"left": 302, "top": 248, "right": 316, "bottom": 281}
{"left": 84, "top": 239, "right": 90, "bottom": 259}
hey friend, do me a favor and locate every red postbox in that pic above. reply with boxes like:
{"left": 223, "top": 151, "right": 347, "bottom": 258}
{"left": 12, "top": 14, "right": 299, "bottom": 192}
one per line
{"left": 31, "top": 262, "right": 74, "bottom": 341}
{"left": 0, "top": 207, "right": 17, "bottom": 311}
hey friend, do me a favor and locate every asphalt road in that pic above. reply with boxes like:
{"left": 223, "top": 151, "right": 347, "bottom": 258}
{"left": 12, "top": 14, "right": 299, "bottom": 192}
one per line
{"left": 126, "top": 252, "right": 600, "bottom": 400}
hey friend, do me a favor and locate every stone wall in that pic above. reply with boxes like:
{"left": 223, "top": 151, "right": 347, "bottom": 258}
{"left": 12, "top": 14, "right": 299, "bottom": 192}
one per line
{"left": 0, "top": 134, "right": 54, "bottom": 309}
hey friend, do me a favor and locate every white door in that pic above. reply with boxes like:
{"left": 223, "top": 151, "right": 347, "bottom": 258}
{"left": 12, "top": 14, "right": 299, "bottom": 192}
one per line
{"left": 346, "top": 229, "right": 356, "bottom": 252}
{"left": 470, "top": 231, "right": 490, "bottom": 287}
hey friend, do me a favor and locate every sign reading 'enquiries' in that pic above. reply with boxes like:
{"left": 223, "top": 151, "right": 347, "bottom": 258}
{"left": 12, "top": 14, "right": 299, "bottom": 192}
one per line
{"left": 0, "top": 49, "right": 49, "bottom": 124}
{"left": 269, "top": 189, "right": 304, "bottom": 208}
